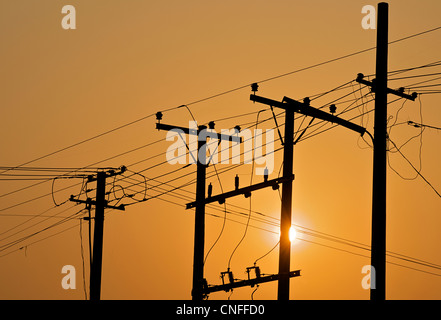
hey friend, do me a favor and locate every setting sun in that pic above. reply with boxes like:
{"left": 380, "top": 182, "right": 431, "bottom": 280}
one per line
{"left": 289, "top": 227, "right": 297, "bottom": 243}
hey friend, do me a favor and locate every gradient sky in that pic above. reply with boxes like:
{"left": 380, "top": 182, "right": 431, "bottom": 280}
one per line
{"left": 0, "top": 0, "right": 440, "bottom": 300}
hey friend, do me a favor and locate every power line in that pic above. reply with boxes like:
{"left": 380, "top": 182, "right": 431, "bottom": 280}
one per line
{"left": 1, "top": 69, "right": 436, "bottom": 262}
{"left": 0, "top": 208, "right": 85, "bottom": 254}
{"left": 3, "top": 24, "right": 439, "bottom": 184}
{"left": 0, "top": 68, "right": 431, "bottom": 208}
{"left": 123, "top": 174, "right": 441, "bottom": 275}
{"left": 389, "top": 138, "right": 441, "bottom": 199}
{"left": 408, "top": 121, "right": 441, "bottom": 131}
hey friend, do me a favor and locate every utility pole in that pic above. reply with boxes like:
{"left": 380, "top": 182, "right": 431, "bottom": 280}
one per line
{"left": 371, "top": 2, "right": 388, "bottom": 301}
{"left": 250, "top": 93, "right": 367, "bottom": 300}
{"left": 356, "top": 2, "right": 416, "bottom": 301}
{"left": 192, "top": 136, "right": 207, "bottom": 301}
{"left": 90, "top": 171, "right": 106, "bottom": 301}
{"left": 69, "top": 167, "right": 126, "bottom": 301}
{"left": 278, "top": 101, "right": 294, "bottom": 301}
{"left": 249, "top": 94, "right": 294, "bottom": 300}
{"left": 155, "top": 115, "right": 241, "bottom": 301}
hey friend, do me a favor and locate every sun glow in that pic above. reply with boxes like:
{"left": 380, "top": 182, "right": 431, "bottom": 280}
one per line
{"left": 278, "top": 226, "right": 297, "bottom": 243}
{"left": 289, "top": 226, "right": 297, "bottom": 243}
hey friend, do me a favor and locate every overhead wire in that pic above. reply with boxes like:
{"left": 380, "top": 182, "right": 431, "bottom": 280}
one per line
{"left": 2, "top": 24, "right": 439, "bottom": 181}
{"left": 146, "top": 186, "right": 441, "bottom": 278}
{"left": 0, "top": 73, "right": 409, "bottom": 246}
{"left": 0, "top": 40, "right": 438, "bottom": 282}
{"left": 389, "top": 138, "right": 441, "bottom": 199}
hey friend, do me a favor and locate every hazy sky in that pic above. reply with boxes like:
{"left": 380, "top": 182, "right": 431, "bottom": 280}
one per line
{"left": 0, "top": 0, "right": 440, "bottom": 300}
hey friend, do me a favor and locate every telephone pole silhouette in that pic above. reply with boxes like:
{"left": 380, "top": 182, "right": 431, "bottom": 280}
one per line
{"left": 155, "top": 115, "right": 241, "bottom": 301}
{"left": 278, "top": 97, "right": 294, "bottom": 301}
{"left": 371, "top": 3, "right": 388, "bottom": 301}
{"left": 357, "top": 2, "right": 416, "bottom": 301}
{"left": 69, "top": 167, "right": 126, "bottom": 300}
{"left": 250, "top": 92, "right": 366, "bottom": 300}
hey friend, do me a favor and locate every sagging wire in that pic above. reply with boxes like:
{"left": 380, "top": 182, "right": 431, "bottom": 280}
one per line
{"left": 387, "top": 95, "right": 424, "bottom": 181}
{"left": 251, "top": 284, "right": 260, "bottom": 300}
{"left": 226, "top": 109, "right": 264, "bottom": 272}
{"left": 78, "top": 216, "right": 88, "bottom": 300}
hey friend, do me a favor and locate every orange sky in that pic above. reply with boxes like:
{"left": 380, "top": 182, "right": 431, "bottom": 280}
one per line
{"left": 0, "top": 0, "right": 440, "bottom": 300}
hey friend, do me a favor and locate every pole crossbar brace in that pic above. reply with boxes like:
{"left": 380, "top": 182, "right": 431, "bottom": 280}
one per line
{"left": 69, "top": 196, "right": 125, "bottom": 211}
{"left": 250, "top": 94, "right": 367, "bottom": 136}
{"left": 203, "top": 270, "right": 301, "bottom": 294}
{"left": 355, "top": 73, "right": 418, "bottom": 101}
{"left": 69, "top": 166, "right": 127, "bottom": 211}
{"left": 85, "top": 166, "right": 127, "bottom": 182}
{"left": 185, "top": 175, "right": 294, "bottom": 209}
{"left": 156, "top": 123, "right": 242, "bottom": 143}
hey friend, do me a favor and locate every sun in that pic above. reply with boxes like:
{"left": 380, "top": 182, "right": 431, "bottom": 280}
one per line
{"left": 289, "top": 226, "right": 297, "bottom": 243}
{"left": 278, "top": 226, "right": 297, "bottom": 242}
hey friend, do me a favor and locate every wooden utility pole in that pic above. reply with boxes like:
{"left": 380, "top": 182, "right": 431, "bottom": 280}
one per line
{"left": 278, "top": 104, "right": 294, "bottom": 301}
{"left": 192, "top": 136, "right": 207, "bottom": 301}
{"left": 370, "top": 2, "right": 388, "bottom": 301}
{"left": 155, "top": 118, "right": 241, "bottom": 301}
{"left": 250, "top": 93, "right": 367, "bottom": 300}
{"left": 90, "top": 171, "right": 106, "bottom": 301}
{"left": 69, "top": 167, "right": 126, "bottom": 300}
{"left": 356, "top": 3, "right": 416, "bottom": 301}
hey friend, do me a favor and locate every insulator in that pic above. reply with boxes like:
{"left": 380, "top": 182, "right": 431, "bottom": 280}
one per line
{"left": 329, "top": 104, "right": 337, "bottom": 114}
{"left": 264, "top": 167, "right": 268, "bottom": 182}
{"left": 208, "top": 121, "right": 215, "bottom": 129}
{"left": 303, "top": 97, "right": 310, "bottom": 106}
{"left": 235, "top": 174, "right": 239, "bottom": 190}
{"left": 155, "top": 111, "right": 163, "bottom": 121}
{"left": 208, "top": 183, "right": 213, "bottom": 198}
{"left": 221, "top": 270, "right": 234, "bottom": 284}
{"left": 234, "top": 125, "right": 241, "bottom": 133}
{"left": 251, "top": 82, "right": 259, "bottom": 93}
{"left": 255, "top": 266, "right": 261, "bottom": 278}
{"left": 228, "top": 271, "right": 234, "bottom": 284}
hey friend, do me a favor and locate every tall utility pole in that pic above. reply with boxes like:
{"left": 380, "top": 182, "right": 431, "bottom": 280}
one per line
{"left": 371, "top": 2, "right": 388, "bottom": 301}
{"left": 192, "top": 137, "right": 207, "bottom": 301}
{"left": 249, "top": 95, "right": 295, "bottom": 300}
{"left": 155, "top": 117, "right": 241, "bottom": 301}
{"left": 369, "top": 2, "right": 413, "bottom": 299}
{"left": 357, "top": 3, "right": 416, "bottom": 300}
{"left": 278, "top": 103, "right": 294, "bottom": 301}
{"left": 90, "top": 171, "right": 106, "bottom": 301}
{"left": 251, "top": 93, "right": 367, "bottom": 300}
{"left": 69, "top": 167, "right": 126, "bottom": 301}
